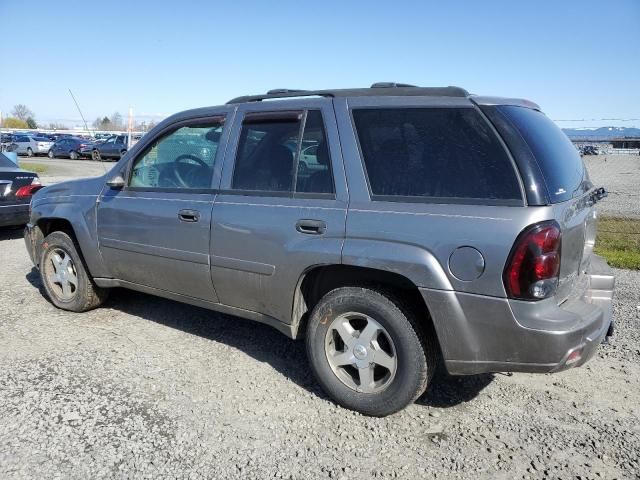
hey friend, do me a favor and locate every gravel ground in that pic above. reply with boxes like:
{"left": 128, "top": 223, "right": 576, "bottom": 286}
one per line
{"left": 1, "top": 155, "right": 639, "bottom": 479}
{"left": 584, "top": 154, "right": 640, "bottom": 218}
{"left": 0, "top": 228, "right": 639, "bottom": 479}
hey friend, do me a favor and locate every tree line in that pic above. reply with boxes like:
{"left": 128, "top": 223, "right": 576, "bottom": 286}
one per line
{"left": 1, "top": 105, "right": 38, "bottom": 129}
{"left": 2, "top": 105, "right": 156, "bottom": 132}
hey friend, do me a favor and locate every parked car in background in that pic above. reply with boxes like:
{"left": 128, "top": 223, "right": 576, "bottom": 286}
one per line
{"left": 11, "top": 135, "right": 54, "bottom": 157}
{"left": 48, "top": 137, "right": 94, "bottom": 160}
{"left": 581, "top": 145, "right": 599, "bottom": 155}
{"left": 0, "top": 133, "right": 13, "bottom": 152}
{"left": 0, "top": 152, "right": 42, "bottom": 227}
{"left": 24, "top": 84, "right": 615, "bottom": 416}
{"left": 83, "top": 134, "right": 129, "bottom": 161}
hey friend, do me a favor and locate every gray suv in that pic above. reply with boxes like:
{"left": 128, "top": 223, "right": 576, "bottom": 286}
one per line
{"left": 24, "top": 84, "right": 615, "bottom": 416}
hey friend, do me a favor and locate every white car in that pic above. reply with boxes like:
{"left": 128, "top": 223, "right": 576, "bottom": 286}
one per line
{"left": 11, "top": 135, "right": 54, "bottom": 157}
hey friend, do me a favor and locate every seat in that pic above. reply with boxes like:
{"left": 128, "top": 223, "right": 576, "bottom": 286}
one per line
{"left": 304, "top": 142, "right": 332, "bottom": 193}
{"left": 239, "top": 144, "right": 294, "bottom": 191}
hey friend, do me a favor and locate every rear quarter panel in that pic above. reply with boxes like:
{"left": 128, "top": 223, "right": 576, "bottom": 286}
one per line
{"left": 333, "top": 96, "right": 556, "bottom": 297}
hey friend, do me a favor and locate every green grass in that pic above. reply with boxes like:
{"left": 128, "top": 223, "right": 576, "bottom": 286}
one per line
{"left": 18, "top": 162, "right": 49, "bottom": 175}
{"left": 595, "top": 216, "right": 640, "bottom": 270}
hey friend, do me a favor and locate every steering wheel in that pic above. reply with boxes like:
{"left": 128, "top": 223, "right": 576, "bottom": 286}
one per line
{"left": 173, "top": 154, "right": 209, "bottom": 188}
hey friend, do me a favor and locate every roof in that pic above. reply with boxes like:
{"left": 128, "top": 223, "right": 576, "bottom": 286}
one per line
{"left": 226, "top": 83, "right": 470, "bottom": 104}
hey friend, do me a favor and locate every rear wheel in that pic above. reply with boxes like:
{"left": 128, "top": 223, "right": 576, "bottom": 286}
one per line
{"left": 27, "top": 147, "right": 34, "bottom": 157}
{"left": 48, "top": 150, "right": 54, "bottom": 159}
{"left": 69, "top": 150, "right": 79, "bottom": 160}
{"left": 119, "top": 149, "right": 127, "bottom": 159}
{"left": 305, "top": 286, "right": 436, "bottom": 416}
{"left": 91, "top": 150, "right": 101, "bottom": 161}
{"left": 39, "top": 231, "right": 109, "bottom": 312}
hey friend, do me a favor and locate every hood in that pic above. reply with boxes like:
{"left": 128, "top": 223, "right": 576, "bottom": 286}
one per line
{"left": 33, "top": 175, "right": 107, "bottom": 203}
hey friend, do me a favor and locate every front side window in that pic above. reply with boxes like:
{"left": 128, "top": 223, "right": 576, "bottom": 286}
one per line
{"left": 353, "top": 107, "right": 522, "bottom": 204}
{"left": 129, "top": 120, "right": 224, "bottom": 189}
{"left": 231, "top": 110, "right": 334, "bottom": 194}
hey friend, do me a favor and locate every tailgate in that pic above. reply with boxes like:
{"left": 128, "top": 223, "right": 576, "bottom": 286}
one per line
{"left": 552, "top": 189, "right": 599, "bottom": 302}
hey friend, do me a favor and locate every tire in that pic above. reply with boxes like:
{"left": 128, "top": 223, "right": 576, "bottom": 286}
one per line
{"left": 91, "top": 150, "right": 101, "bottom": 161}
{"left": 27, "top": 147, "right": 34, "bottom": 157}
{"left": 39, "top": 231, "right": 109, "bottom": 312}
{"left": 119, "top": 149, "right": 127, "bottom": 159}
{"left": 48, "top": 150, "right": 54, "bottom": 159}
{"left": 69, "top": 150, "right": 78, "bottom": 160}
{"left": 305, "top": 286, "right": 437, "bottom": 416}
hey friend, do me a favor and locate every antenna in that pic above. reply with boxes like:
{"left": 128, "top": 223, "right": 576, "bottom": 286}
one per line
{"left": 68, "top": 89, "right": 90, "bottom": 135}
{"left": 68, "top": 89, "right": 109, "bottom": 175}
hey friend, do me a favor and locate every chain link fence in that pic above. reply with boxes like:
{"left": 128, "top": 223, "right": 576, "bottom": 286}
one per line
{"left": 584, "top": 153, "right": 640, "bottom": 269}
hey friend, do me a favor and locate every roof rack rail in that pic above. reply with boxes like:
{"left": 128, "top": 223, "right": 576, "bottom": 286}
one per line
{"left": 226, "top": 85, "right": 469, "bottom": 104}
{"left": 266, "top": 88, "right": 309, "bottom": 95}
{"left": 370, "top": 82, "right": 417, "bottom": 88}
{"left": 227, "top": 90, "right": 334, "bottom": 104}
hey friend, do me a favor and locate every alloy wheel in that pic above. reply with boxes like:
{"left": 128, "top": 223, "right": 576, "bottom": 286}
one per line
{"left": 324, "top": 312, "right": 397, "bottom": 394}
{"left": 45, "top": 248, "right": 79, "bottom": 300}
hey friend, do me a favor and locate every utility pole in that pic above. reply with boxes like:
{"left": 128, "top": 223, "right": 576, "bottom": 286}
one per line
{"left": 127, "top": 107, "right": 133, "bottom": 149}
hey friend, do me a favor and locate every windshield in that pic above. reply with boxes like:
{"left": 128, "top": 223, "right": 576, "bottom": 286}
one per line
{"left": 497, "top": 106, "right": 589, "bottom": 203}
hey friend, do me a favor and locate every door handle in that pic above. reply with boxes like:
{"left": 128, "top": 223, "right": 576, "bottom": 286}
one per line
{"left": 178, "top": 209, "right": 200, "bottom": 222}
{"left": 296, "top": 219, "right": 326, "bottom": 235}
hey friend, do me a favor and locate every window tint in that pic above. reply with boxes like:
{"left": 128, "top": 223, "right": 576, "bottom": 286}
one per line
{"left": 129, "top": 121, "right": 223, "bottom": 189}
{"left": 353, "top": 108, "right": 521, "bottom": 203}
{"left": 497, "top": 106, "right": 589, "bottom": 203}
{"left": 231, "top": 110, "right": 334, "bottom": 194}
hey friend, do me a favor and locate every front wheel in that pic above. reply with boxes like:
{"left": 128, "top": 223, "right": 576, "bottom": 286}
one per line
{"left": 91, "top": 150, "right": 101, "bottom": 161}
{"left": 305, "top": 286, "right": 437, "bottom": 416}
{"left": 27, "top": 147, "right": 34, "bottom": 157}
{"left": 39, "top": 231, "right": 109, "bottom": 312}
{"left": 48, "top": 150, "right": 54, "bottom": 159}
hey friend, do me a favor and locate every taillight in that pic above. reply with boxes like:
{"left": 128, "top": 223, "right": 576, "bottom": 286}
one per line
{"left": 15, "top": 184, "right": 44, "bottom": 198}
{"left": 503, "top": 221, "right": 561, "bottom": 300}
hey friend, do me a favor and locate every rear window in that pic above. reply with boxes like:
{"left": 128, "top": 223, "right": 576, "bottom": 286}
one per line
{"left": 497, "top": 106, "right": 588, "bottom": 203}
{"left": 33, "top": 137, "right": 50, "bottom": 141}
{"left": 352, "top": 108, "right": 522, "bottom": 204}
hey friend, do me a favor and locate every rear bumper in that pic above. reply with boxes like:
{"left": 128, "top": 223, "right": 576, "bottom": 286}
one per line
{"left": 422, "top": 254, "right": 615, "bottom": 375}
{"left": 0, "top": 203, "right": 29, "bottom": 227}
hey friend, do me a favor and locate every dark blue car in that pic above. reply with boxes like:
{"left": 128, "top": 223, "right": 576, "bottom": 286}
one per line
{"left": 48, "top": 137, "right": 94, "bottom": 160}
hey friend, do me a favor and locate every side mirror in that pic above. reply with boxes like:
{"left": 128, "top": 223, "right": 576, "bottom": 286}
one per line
{"left": 106, "top": 174, "right": 125, "bottom": 189}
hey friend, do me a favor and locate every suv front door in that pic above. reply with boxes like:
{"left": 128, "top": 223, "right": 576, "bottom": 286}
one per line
{"left": 211, "top": 99, "right": 348, "bottom": 325}
{"left": 96, "top": 111, "right": 231, "bottom": 301}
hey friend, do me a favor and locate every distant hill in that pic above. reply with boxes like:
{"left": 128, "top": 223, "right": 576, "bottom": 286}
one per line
{"left": 563, "top": 127, "right": 640, "bottom": 140}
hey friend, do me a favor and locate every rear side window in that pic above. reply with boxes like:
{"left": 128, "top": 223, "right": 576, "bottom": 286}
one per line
{"left": 232, "top": 110, "right": 334, "bottom": 195}
{"left": 497, "top": 106, "right": 588, "bottom": 203}
{"left": 353, "top": 108, "right": 521, "bottom": 204}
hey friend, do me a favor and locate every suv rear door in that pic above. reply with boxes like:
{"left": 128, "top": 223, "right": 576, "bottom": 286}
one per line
{"left": 211, "top": 98, "right": 347, "bottom": 324}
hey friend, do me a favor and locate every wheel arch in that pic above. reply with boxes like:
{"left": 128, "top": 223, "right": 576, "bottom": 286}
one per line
{"left": 32, "top": 209, "right": 107, "bottom": 278}
{"left": 34, "top": 217, "right": 78, "bottom": 267}
{"left": 291, "top": 264, "right": 440, "bottom": 346}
